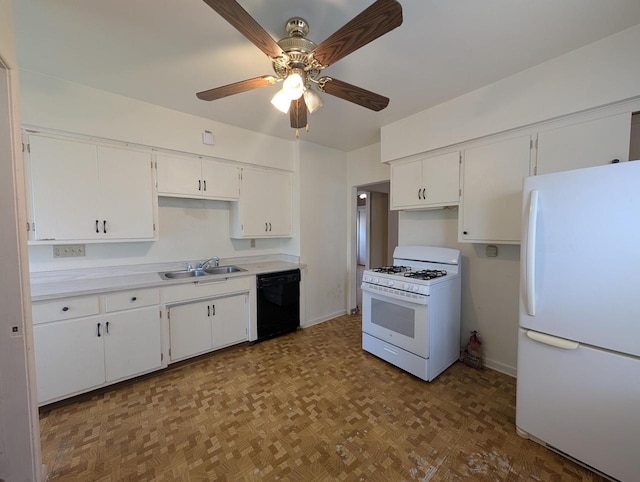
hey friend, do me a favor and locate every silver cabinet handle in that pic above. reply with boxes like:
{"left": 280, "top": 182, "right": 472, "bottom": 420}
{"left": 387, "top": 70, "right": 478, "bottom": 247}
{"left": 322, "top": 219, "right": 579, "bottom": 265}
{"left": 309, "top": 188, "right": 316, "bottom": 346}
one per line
{"left": 207, "top": 305, "right": 210, "bottom": 317}
{"left": 422, "top": 188, "right": 426, "bottom": 199}
{"left": 203, "top": 180, "right": 207, "bottom": 191}
{"left": 212, "top": 304, "right": 215, "bottom": 316}
{"left": 103, "top": 220, "right": 107, "bottom": 234}
{"left": 97, "top": 322, "right": 101, "bottom": 337}
{"left": 105, "top": 321, "right": 110, "bottom": 334}
{"left": 269, "top": 222, "right": 272, "bottom": 232}
{"left": 95, "top": 219, "right": 99, "bottom": 233}
{"left": 265, "top": 222, "right": 268, "bottom": 232}
{"left": 418, "top": 188, "right": 422, "bottom": 200}
{"left": 198, "top": 179, "right": 202, "bottom": 191}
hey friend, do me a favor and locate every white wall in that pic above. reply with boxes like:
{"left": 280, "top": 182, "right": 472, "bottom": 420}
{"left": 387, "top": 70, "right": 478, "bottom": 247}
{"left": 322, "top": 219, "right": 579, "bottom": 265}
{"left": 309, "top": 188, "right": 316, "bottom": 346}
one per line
{"left": 0, "top": 0, "right": 41, "bottom": 479}
{"left": 382, "top": 24, "right": 640, "bottom": 162}
{"left": 399, "top": 209, "right": 520, "bottom": 375}
{"left": 375, "top": 24, "right": 640, "bottom": 376}
{"left": 20, "top": 71, "right": 295, "bottom": 171}
{"left": 299, "top": 141, "right": 348, "bottom": 326}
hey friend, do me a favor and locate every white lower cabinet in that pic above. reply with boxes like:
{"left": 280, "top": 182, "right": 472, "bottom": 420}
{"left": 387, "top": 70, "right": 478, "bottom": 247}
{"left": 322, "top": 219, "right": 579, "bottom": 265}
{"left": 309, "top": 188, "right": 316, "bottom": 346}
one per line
{"left": 32, "top": 289, "right": 161, "bottom": 405}
{"left": 103, "top": 306, "right": 162, "bottom": 383}
{"left": 34, "top": 315, "right": 105, "bottom": 404}
{"left": 168, "top": 293, "right": 249, "bottom": 363}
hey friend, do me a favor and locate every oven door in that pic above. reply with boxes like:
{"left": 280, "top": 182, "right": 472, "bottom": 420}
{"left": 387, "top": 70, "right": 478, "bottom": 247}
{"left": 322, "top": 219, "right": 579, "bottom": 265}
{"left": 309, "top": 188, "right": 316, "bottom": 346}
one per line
{"left": 362, "top": 285, "right": 429, "bottom": 358}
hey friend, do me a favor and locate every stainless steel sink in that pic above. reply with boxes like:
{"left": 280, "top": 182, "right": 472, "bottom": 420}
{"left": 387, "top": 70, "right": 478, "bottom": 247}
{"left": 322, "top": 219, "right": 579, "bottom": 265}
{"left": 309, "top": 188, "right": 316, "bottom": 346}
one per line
{"left": 158, "top": 265, "right": 246, "bottom": 280}
{"left": 203, "top": 266, "right": 246, "bottom": 275}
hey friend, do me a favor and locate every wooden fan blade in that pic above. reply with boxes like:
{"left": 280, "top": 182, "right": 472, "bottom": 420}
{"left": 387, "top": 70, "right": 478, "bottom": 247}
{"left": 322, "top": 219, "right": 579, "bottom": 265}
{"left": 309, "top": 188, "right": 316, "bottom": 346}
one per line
{"left": 312, "top": 0, "right": 402, "bottom": 67}
{"left": 202, "top": 0, "right": 283, "bottom": 58}
{"left": 318, "top": 77, "right": 389, "bottom": 111}
{"left": 196, "top": 76, "right": 277, "bottom": 101}
{"left": 290, "top": 97, "right": 307, "bottom": 129}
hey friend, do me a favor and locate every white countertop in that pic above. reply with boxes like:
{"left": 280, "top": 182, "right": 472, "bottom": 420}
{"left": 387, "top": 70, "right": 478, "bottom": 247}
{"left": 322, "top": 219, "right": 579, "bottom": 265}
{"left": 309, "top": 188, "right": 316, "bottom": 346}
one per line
{"left": 30, "top": 256, "right": 303, "bottom": 301}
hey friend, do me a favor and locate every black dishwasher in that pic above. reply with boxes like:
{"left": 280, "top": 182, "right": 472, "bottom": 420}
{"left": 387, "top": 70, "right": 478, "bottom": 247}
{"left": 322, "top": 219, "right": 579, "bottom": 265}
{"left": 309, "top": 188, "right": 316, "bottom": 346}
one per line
{"left": 256, "top": 269, "right": 300, "bottom": 341}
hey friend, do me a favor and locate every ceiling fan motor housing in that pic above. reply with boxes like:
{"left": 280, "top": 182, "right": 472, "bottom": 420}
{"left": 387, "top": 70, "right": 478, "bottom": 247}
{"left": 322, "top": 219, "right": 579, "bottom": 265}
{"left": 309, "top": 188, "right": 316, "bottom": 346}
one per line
{"left": 274, "top": 18, "right": 321, "bottom": 83}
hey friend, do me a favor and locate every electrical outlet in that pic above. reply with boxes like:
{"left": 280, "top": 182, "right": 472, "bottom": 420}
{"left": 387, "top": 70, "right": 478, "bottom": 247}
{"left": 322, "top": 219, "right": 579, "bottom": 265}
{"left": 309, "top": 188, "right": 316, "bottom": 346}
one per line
{"left": 250, "top": 239, "right": 256, "bottom": 248}
{"left": 53, "top": 244, "right": 86, "bottom": 258}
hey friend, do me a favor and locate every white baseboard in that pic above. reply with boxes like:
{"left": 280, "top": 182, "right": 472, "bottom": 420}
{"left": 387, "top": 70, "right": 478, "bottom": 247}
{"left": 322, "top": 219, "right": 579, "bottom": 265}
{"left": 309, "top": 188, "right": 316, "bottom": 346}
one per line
{"left": 301, "top": 309, "right": 348, "bottom": 329}
{"left": 483, "top": 357, "right": 517, "bottom": 378}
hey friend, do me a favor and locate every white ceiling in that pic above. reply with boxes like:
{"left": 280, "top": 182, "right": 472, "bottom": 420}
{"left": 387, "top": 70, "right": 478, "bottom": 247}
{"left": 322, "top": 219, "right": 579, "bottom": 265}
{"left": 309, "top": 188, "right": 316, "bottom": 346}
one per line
{"left": 13, "top": 1, "right": 640, "bottom": 152}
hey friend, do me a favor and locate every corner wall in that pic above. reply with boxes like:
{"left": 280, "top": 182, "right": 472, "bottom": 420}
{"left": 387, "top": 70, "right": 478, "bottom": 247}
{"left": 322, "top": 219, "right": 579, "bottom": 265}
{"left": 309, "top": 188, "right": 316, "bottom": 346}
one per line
{"left": 378, "top": 23, "right": 640, "bottom": 376}
{"left": 299, "top": 141, "right": 348, "bottom": 326}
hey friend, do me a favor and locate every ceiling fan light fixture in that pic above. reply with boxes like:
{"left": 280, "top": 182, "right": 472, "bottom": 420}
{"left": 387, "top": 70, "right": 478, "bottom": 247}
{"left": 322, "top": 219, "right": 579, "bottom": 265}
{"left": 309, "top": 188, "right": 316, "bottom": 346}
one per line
{"left": 303, "top": 88, "right": 324, "bottom": 113}
{"left": 282, "top": 70, "right": 305, "bottom": 100}
{"left": 271, "top": 89, "right": 291, "bottom": 113}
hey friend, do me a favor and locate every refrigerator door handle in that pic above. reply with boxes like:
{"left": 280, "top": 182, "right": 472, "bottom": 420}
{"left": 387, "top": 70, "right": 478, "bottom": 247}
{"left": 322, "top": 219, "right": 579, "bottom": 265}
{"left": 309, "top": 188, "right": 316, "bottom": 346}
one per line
{"left": 526, "top": 330, "right": 579, "bottom": 350}
{"left": 525, "top": 190, "right": 539, "bottom": 316}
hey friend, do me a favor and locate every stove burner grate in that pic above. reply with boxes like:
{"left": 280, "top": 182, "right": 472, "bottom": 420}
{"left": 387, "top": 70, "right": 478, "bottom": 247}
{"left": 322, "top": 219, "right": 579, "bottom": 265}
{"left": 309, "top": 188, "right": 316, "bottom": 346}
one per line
{"left": 371, "top": 265, "right": 411, "bottom": 274}
{"left": 403, "top": 269, "right": 448, "bottom": 280}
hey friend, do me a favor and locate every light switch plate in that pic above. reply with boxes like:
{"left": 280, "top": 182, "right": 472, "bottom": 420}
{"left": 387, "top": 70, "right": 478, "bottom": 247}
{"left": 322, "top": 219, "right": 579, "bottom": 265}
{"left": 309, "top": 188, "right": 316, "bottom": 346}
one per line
{"left": 486, "top": 245, "right": 498, "bottom": 257}
{"left": 53, "top": 244, "right": 86, "bottom": 258}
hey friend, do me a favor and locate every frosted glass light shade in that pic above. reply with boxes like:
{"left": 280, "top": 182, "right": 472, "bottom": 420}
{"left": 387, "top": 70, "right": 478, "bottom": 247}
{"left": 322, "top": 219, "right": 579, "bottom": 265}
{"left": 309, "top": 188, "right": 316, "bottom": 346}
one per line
{"left": 271, "top": 89, "right": 291, "bottom": 113}
{"left": 282, "top": 72, "right": 304, "bottom": 100}
{"left": 303, "top": 88, "right": 324, "bottom": 113}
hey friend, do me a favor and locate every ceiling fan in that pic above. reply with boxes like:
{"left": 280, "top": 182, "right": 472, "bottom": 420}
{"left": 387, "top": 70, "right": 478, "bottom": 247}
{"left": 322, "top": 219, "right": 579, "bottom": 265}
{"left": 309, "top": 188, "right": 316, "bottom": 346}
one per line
{"left": 196, "top": 0, "right": 403, "bottom": 136}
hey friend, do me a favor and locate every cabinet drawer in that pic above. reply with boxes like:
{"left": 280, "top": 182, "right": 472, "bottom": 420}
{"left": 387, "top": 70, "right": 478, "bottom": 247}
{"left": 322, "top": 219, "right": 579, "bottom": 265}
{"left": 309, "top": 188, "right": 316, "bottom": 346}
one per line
{"left": 104, "top": 288, "right": 159, "bottom": 312}
{"left": 32, "top": 296, "right": 100, "bottom": 325}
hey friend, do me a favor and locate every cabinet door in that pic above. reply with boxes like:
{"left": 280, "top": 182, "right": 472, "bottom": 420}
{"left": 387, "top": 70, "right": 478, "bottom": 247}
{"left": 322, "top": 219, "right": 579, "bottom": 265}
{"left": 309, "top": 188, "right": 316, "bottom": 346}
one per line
{"left": 267, "top": 170, "right": 292, "bottom": 236}
{"left": 536, "top": 113, "right": 631, "bottom": 175}
{"left": 97, "top": 146, "right": 155, "bottom": 239}
{"left": 211, "top": 294, "right": 249, "bottom": 348}
{"left": 103, "top": 306, "right": 162, "bottom": 382}
{"left": 236, "top": 168, "right": 271, "bottom": 236}
{"left": 33, "top": 316, "right": 105, "bottom": 404}
{"left": 460, "top": 135, "right": 531, "bottom": 243}
{"left": 390, "top": 160, "right": 423, "bottom": 209}
{"left": 169, "top": 300, "right": 213, "bottom": 362}
{"left": 29, "top": 135, "right": 99, "bottom": 241}
{"left": 201, "top": 159, "right": 240, "bottom": 200}
{"left": 421, "top": 151, "right": 460, "bottom": 207}
{"left": 156, "top": 153, "right": 203, "bottom": 198}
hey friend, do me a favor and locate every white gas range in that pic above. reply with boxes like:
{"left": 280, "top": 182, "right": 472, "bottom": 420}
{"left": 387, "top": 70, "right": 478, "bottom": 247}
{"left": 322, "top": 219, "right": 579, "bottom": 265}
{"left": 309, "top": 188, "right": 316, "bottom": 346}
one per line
{"left": 361, "top": 246, "right": 462, "bottom": 382}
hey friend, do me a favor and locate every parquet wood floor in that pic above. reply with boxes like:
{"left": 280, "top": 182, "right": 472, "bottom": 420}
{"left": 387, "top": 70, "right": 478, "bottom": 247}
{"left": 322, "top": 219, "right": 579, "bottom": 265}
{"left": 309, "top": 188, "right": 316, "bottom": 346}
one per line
{"left": 40, "top": 314, "right": 605, "bottom": 481}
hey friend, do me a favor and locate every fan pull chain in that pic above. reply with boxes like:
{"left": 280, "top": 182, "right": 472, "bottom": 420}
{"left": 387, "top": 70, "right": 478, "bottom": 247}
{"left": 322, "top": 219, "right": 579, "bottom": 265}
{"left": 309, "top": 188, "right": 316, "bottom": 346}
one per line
{"left": 306, "top": 124, "right": 310, "bottom": 132}
{"left": 295, "top": 129, "right": 300, "bottom": 138}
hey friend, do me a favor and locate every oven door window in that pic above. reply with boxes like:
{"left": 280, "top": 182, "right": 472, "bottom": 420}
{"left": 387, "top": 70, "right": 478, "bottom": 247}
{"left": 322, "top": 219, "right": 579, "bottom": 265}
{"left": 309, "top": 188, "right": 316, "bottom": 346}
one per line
{"left": 362, "top": 290, "right": 429, "bottom": 358}
{"left": 371, "top": 299, "right": 415, "bottom": 338}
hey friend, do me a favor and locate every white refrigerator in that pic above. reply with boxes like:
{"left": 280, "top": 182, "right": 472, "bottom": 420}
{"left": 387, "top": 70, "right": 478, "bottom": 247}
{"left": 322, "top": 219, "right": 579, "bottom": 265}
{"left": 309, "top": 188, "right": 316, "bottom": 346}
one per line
{"left": 517, "top": 161, "right": 640, "bottom": 481}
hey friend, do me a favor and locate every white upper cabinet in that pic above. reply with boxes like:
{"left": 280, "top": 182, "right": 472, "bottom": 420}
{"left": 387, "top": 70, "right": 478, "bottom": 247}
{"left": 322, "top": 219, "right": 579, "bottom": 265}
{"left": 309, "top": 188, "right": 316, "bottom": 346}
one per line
{"left": 156, "top": 153, "right": 240, "bottom": 201}
{"left": 230, "top": 167, "right": 292, "bottom": 238}
{"left": 459, "top": 135, "right": 532, "bottom": 244}
{"left": 535, "top": 112, "right": 631, "bottom": 175}
{"left": 27, "top": 135, "right": 156, "bottom": 243}
{"left": 390, "top": 151, "right": 460, "bottom": 210}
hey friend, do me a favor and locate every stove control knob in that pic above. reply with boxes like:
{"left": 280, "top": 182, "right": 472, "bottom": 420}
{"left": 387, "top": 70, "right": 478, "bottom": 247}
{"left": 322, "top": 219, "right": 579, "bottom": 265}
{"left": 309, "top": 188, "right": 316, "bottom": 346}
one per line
{"left": 363, "top": 275, "right": 371, "bottom": 282}
{"left": 404, "top": 283, "right": 411, "bottom": 290}
{"left": 373, "top": 277, "right": 380, "bottom": 284}
{"left": 388, "top": 280, "right": 394, "bottom": 287}
{"left": 413, "top": 285, "right": 420, "bottom": 292}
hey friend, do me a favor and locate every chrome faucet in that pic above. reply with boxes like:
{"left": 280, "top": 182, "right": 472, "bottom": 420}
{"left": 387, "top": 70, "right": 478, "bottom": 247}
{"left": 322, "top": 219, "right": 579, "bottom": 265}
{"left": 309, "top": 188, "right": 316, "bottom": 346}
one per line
{"left": 199, "top": 257, "right": 220, "bottom": 270}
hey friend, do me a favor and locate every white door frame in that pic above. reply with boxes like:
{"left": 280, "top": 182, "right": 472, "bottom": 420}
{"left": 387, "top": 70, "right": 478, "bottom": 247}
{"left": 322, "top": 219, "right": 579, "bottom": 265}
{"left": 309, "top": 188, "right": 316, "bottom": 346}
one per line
{"left": 0, "top": 50, "right": 43, "bottom": 482}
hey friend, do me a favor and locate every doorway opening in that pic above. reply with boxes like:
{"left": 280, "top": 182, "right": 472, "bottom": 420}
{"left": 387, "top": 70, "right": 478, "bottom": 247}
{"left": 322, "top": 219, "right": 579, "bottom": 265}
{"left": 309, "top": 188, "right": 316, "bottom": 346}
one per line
{"left": 350, "top": 181, "right": 398, "bottom": 313}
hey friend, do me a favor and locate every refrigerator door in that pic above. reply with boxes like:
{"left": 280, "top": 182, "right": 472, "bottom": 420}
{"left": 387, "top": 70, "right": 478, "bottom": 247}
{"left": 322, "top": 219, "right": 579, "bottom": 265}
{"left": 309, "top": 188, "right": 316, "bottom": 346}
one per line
{"left": 520, "top": 161, "right": 640, "bottom": 357}
{"left": 516, "top": 329, "right": 640, "bottom": 481}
